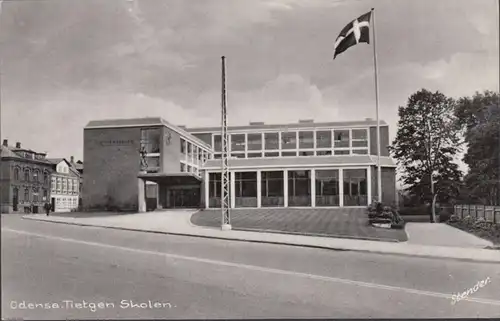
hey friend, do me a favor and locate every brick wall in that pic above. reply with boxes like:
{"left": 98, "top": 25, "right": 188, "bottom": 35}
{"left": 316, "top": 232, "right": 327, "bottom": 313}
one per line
{"left": 83, "top": 127, "right": 143, "bottom": 211}
{"left": 161, "top": 127, "right": 182, "bottom": 173}
{"left": 371, "top": 166, "right": 396, "bottom": 205}
{"left": 369, "top": 126, "right": 390, "bottom": 157}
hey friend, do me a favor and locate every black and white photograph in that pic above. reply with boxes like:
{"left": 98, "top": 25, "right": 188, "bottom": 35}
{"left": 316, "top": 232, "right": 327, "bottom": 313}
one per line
{"left": 0, "top": 0, "right": 499, "bottom": 319}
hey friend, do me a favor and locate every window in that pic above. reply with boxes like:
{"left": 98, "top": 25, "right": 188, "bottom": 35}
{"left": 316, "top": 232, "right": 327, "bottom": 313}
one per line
{"left": 352, "top": 129, "right": 368, "bottom": 147}
{"left": 33, "top": 188, "right": 39, "bottom": 202}
{"left": 334, "top": 150, "right": 350, "bottom": 155}
{"left": 334, "top": 130, "right": 350, "bottom": 148}
{"left": 264, "top": 152, "right": 279, "bottom": 157}
{"left": 299, "top": 151, "right": 314, "bottom": 156}
{"left": 187, "top": 165, "right": 192, "bottom": 173}
{"left": 343, "top": 169, "right": 368, "bottom": 206}
{"left": 213, "top": 134, "right": 222, "bottom": 152}
{"left": 187, "top": 142, "right": 192, "bottom": 157}
{"left": 57, "top": 178, "right": 61, "bottom": 193}
{"left": 264, "top": 133, "right": 279, "bottom": 150}
{"left": 209, "top": 173, "right": 222, "bottom": 198}
{"left": 281, "top": 151, "right": 297, "bottom": 157}
{"left": 261, "top": 171, "right": 284, "bottom": 207}
{"left": 180, "top": 138, "right": 186, "bottom": 154}
{"left": 231, "top": 134, "right": 245, "bottom": 152}
{"left": 33, "top": 169, "right": 40, "bottom": 182}
{"left": 43, "top": 172, "right": 49, "bottom": 184}
{"left": 298, "top": 131, "right": 314, "bottom": 149}
{"left": 316, "top": 130, "right": 332, "bottom": 148}
{"left": 288, "top": 170, "right": 311, "bottom": 206}
{"left": 316, "top": 170, "right": 340, "bottom": 206}
{"left": 230, "top": 153, "right": 245, "bottom": 159}
{"left": 62, "top": 179, "right": 67, "bottom": 194}
{"left": 281, "top": 131, "right": 297, "bottom": 150}
{"left": 24, "top": 188, "right": 29, "bottom": 202}
{"left": 13, "top": 167, "right": 20, "bottom": 181}
{"left": 180, "top": 163, "right": 186, "bottom": 172}
{"left": 140, "top": 128, "right": 161, "bottom": 153}
{"left": 247, "top": 133, "right": 262, "bottom": 151}
{"left": 24, "top": 168, "right": 30, "bottom": 181}
{"left": 43, "top": 189, "right": 48, "bottom": 199}
{"left": 68, "top": 180, "right": 72, "bottom": 194}
{"left": 51, "top": 177, "right": 56, "bottom": 191}
{"left": 316, "top": 150, "right": 332, "bottom": 156}
{"left": 352, "top": 149, "right": 368, "bottom": 155}
{"left": 247, "top": 152, "right": 262, "bottom": 158}
{"left": 235, "top": 172, "right": 257, "bottom": 207}
{"left": 73, "top": 180, "right": 78, "bottom": 193}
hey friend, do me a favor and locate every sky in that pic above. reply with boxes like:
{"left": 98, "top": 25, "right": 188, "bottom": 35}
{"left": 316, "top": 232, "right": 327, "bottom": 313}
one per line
{"left": 0, "top": 0, "right": 498, "bottom": 164}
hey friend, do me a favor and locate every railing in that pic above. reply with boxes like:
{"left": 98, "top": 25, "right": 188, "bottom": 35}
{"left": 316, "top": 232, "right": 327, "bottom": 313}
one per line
{"left": 454, "top": 205, "right": 500, "bottom": 224}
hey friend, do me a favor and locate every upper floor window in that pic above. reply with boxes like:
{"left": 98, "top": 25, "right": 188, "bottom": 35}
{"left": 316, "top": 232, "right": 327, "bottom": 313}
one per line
{"left": 213, "top": 134, "right": 222, "bottom": 152}
{"left": 334, "top": 130, "right": 350, "bottom": 148}
{"left": 231, "top": 134, "right": 245, "bottom": 152}
{"left": 43, "top": 171, "right": 49, "bottom": 184}
{"left": 24, "top": 188, "right": 29, "bottom": 201}
{"left": 187, "top": 142, "right": 193, "bottom": 157}
{"left": 57, "top": 178, "right": 61, "bottom": 193}
{"left": 298, "top": 131, "right": 314, "bottom": 149}
{"left": 352, "top": 129, "right": 368, "bottom": 147}
{"left": 33, "top": 169, "right": 40, "bottom": 182}
{"left": 140, "top": 128, "right": 161, "bottom": 154}
{"left": 281, "top": 131, "right": 297, "bottom": 150}
{"left": 316, "top": 130, "right": 332, "bottom": 148}
{"left": 180, "top": 138, "right": 186, "bottom": 154}
{"left": 74, "top": 180, "right": 78, "bottom": 193}
{"left": 24, "top": 168, "right": 30, "bottom": 181}
{"left": 13, "top": 167, "right": 20, "bottom": 181}
{"left": 51, "top": 177, "right": 56, "bottom": 191}
{"left": 247, "top": 133, "right": 262, "bottom": 151}
{"left": 264, "top": 133, "right": 279, "bottom": 150}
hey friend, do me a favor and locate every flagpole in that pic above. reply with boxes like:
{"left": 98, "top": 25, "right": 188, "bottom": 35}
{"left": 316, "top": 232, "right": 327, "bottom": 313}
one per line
{"left": 371, "top": 8, "right": 382, "bottom": 204}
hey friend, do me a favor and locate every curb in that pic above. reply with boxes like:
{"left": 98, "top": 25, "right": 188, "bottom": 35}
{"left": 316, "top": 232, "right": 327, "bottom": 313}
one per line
{"left": 22, "top": 216, "right": 500, "bottom": 264}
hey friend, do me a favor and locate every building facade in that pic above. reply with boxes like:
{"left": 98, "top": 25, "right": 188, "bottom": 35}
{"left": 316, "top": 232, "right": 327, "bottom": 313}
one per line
{"left": 0, "top": 140, "right": 53, "bottom": 214}
{"left": 47, "top": 158, "right": 81, "bottom": 212}
{"left": 82, "top": 117, "right": 397, "bottom": 212}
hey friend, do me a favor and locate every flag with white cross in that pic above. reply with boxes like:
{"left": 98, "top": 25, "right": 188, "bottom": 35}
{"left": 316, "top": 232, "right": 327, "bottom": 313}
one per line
{"left": 333, "top": 11, "right": 372, "bottom": 59}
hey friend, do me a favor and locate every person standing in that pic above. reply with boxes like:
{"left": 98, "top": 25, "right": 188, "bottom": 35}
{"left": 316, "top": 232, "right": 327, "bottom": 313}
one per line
{"left": 44, "top": 201, "right": 51, "bottom": 216}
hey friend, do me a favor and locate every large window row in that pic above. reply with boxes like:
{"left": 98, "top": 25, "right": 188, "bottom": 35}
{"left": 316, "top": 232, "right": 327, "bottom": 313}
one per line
{"left": 51, "top": 177, "right": 79, "bottom": 195}
{"left": 207, "top": 169, "right": 368, "bottom": 208}
{"left": 211, "top": 129, "right": 368, "bottom": 159}
{"left": 13, "top": 167, "right": 50, "bottom": 184}
{"left": 181, "top": 138, "right": 210, "bottom": 166}
{"left": 12, "top": 187, "right": 49, "bottom": 203}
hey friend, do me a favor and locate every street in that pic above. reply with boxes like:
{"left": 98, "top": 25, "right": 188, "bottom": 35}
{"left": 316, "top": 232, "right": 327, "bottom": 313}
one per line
{"left": 2, "top": 215, "right": 500, "bottom": 319}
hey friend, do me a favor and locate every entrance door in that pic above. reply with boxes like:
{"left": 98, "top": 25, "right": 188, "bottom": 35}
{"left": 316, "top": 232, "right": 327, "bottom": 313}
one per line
{"left": 12, "top": 188, "right": 18, "bottom": 212}
{"left": 51, "top": 198, "right": 55, "bottom": 212}
{"left": 167, "top": 187, "right": 200, "bottom": 208}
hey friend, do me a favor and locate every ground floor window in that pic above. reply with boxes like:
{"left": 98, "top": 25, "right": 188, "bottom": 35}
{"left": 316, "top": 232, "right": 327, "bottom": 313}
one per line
{"left": 234, "top": 172, "right": 257, "bottom": 207}
{"left": 288, "top": 170, "right": 311, "bottom": 206}
{"left": 316, "top": 169, "right": 340, "bottom": 206}
{"left": 343, "top": 169, "right": 368, "bottom": 206}
{"left": 208, "top": 172, "right": 222, "bottom": 208}
{"left": 261, "top": 171, "right": 284, "bottom": 207}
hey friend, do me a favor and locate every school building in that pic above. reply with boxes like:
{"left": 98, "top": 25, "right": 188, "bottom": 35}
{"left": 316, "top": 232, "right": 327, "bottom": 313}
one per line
{"left": 82, "top": 117, "right": 396, "bottom": 212}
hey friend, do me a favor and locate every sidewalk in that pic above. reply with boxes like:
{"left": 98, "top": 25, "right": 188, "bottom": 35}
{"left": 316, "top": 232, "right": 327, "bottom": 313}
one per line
{"left": 22, "top": 211, "right": 500, "bottom": 263}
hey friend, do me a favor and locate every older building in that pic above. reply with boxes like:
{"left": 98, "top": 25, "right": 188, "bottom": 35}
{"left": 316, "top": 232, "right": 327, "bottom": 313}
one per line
{"left": 82, "top": 117, "right": 397, "bottom": 212}
{"left": 0, "top": 140, "right": 53, "bottom": 214}
{"left": 47, "top": 158, "right": 81, "bottom": 212}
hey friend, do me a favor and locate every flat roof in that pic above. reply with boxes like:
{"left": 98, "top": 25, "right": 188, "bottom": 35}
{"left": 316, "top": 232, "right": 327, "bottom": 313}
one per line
{"left": 84, "top": 117, "right": 212, "bottom": 150}
{"left": 202, "top": 155, "right": 396, "bottom": 170}
{"left": 138, "top": 172, "right": 202, "bottom": 184}
{"left": 186, "top": 119, "right": 389, "bottom": 134}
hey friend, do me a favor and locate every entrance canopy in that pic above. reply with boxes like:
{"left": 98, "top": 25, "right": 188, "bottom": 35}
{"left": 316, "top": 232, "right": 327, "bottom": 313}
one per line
{"left": 138, "top": 172, "right": 202, "bottom": 185}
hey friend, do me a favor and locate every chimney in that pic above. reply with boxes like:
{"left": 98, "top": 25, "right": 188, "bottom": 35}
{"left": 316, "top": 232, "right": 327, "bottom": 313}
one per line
{"left": 2, "top": 139, "right": 7, "bottom": 147}
{"left": 70, "top": 156, "right": 74, "bottom": 163}
{"left": 15, "top": 142, "right": 21, "bottom": 148}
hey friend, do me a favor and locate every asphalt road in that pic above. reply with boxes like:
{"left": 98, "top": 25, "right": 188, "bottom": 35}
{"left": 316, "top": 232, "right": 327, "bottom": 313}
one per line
{"left": 2, "top": 215, "right": 500, "bottom": 319}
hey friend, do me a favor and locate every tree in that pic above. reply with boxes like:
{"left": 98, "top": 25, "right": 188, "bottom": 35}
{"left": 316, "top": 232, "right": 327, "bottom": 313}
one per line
{"left": 389, "top": 89, "right": 463, "bottom": 222}
{"left": 455, "top": 91, "right": 500, "bottom": 206}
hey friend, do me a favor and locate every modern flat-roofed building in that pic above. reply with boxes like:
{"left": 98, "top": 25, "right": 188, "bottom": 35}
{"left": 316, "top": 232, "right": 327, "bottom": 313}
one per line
{"left": 82, "top": 117, "right": 396, "bottom": 212}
